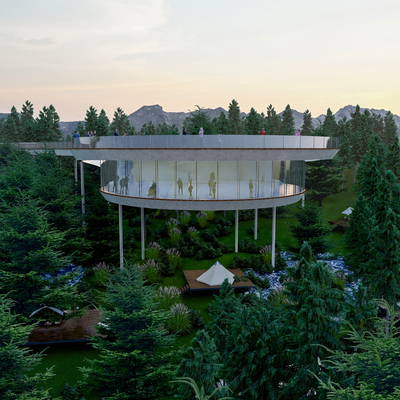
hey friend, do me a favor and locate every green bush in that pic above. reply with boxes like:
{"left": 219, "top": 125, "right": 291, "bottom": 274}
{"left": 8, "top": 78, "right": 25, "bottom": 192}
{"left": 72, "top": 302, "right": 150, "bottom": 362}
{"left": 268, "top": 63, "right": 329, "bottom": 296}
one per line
{"left": 92, "top": 262, "right": 112, "bottom": 287}
{"left": 167, "top": 303, "right": 192, "bottom": 334}
{"left": 238, "top": 238, "right": 262, "bottom": 253}
{"left": 196, "top": 212, "right": 208, "bottom": 228}
{"left": 246, "top": 271, "right": 270, "bottom": 289}
{"left": 169, "top": 227, "right": 182, "bottom": 243}
{"left": 145, "top": 242, "right": 163, "bottom": 260}
{"left": 166, "top": 248, "right": 181, "bottom": 270}
{"left": 154, "top": 286, "right": 181, "bottom": 310}
{"left": 205, "top": 210, "right": 215, "bottom": 221}
{"left": 141, "top": 260, "right": 161, "bottom": 284}
{"left": 187, "top": 227, "right": 199, "bottom": 239}
{"left": 179, "top": 210, "right": 191, "bottom": 225}
{"left": 189, "top": 309, "right": 205, "bottom": 329}
{"left": 62, "top": 382, "right": 86, "bottom": 400}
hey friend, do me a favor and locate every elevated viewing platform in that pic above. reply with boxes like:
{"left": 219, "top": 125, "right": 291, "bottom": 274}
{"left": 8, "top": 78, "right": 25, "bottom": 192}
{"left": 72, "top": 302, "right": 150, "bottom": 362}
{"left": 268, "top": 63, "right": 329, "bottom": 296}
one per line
{"left": 17, "top": 134, "right": 339, "bottom": 262}
{"left": 19, "top": 135, "right": 339, "bottom": 211}
{"left": 19, "top": 135, "right": 339, "bottom": 161}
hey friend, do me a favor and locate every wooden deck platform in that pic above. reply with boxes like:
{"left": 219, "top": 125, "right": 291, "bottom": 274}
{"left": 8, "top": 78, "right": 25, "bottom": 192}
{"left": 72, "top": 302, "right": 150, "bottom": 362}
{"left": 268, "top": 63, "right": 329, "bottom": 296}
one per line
{"left": 27, "top": 309, "right": 102, "bottom": 345}
{"left": 328, "top": 220, "right": 350, "bottom": 229}
{"left": 183, "top": 269, "right": 254, "bottom": 291}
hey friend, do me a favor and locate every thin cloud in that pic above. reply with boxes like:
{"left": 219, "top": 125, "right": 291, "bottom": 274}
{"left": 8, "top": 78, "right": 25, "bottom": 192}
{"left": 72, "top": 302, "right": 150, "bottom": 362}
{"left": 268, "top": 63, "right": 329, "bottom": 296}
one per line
{"left": 0, "top": 32, "right": 56, "bottom": 46}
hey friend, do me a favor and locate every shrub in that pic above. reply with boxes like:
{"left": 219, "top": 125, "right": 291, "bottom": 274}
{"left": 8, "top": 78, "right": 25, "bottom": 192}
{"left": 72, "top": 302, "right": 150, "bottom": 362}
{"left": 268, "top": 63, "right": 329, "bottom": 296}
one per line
{"left": 92, "top": 262, "right": 112, "bottom": 287}
{"left": 166, "top": 248, "right": 181, "bottom": 270}
{"left": 229, "top": 254, "right": 269, "bottom": 272}
{"left": 62, "top": 382, "right": 86, "bottom": 400}
{"left": 232, "top": 209, "right": 255, "bottom": 221}
{"left": 238, "top": 238, "right": 262, "bottom": 253}
{"left": 260, "top": 244, "right": 272, "bottom": 266}
{"left": 179, "top": 211, "right": 191, "bottom": 225}
{"left": 204, "top": 210, "right": 215, "bottom": 221}
{"left": 200, "top": 229, "right": 216, "bottom": 242}
{"left": 154, "top": 286, "right": 181, "bottom": 310}
{"left": 145, "top": 242, "right": 162, "bottom": 260}
{"left": 189, "top": 309, "right": 205, "bottom": 329}
{"left": 187, "top": 227, "right": 199, "bottom": 239}
{"left": 169, "top": 227, "right": 182, "bottom": 243}
{"left": 196, "top": 212, "right": 208, "bottom": 228}
{"left": 166, "top": 218, "right": 179, "bottom": 235}
{"left": 167, "top": 303, "right": 192, "bottom": 334}
{"left": 247, "top": 224, "right": 259, "bottom": 236}
{"left": 141, "top": 260, "right": 161, "bottom": 284}
{"left": 159, "top": 261, "right": 175, "bottom": 276}
{"left": 246, "top": 271, "right": 270, "bottom": 289}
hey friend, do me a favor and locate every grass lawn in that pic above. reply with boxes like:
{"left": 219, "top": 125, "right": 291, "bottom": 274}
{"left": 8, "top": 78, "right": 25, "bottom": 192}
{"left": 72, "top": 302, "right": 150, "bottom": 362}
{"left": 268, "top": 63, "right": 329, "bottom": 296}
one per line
{"left": 29, "top": 172, "right": 358, "bottom": 399}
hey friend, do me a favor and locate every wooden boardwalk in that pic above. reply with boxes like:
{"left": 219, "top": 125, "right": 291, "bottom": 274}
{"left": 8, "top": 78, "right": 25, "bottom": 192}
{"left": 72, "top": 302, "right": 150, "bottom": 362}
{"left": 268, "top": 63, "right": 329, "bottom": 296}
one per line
{"left": 27, "top": 309, "right": 102, "bottom": 345}
{"left": 183, "top": 269, "right": 254, "bottom": 292}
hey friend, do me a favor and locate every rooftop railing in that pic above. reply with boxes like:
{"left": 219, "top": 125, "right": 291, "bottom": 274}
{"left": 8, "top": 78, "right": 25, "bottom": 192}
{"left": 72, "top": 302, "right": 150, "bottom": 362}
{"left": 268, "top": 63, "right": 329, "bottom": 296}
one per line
{"left": 19, "top": 135, "right": 339, "bottom": 150}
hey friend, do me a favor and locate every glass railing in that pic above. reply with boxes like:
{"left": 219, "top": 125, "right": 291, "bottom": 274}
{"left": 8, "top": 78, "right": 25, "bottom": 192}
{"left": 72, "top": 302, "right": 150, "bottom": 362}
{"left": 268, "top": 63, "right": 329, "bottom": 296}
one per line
{"left": 18, "top": 135, "right": 339, "bottom": 150}
{"left": 100, "top": 159, "right": 306, "bottom": 201}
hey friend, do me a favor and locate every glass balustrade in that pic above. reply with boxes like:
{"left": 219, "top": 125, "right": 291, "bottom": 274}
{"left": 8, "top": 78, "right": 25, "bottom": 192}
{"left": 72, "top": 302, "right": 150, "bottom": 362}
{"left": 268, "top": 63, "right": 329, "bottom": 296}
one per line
{"left": 100, "top": 160, "right": 305, "bottom": 200}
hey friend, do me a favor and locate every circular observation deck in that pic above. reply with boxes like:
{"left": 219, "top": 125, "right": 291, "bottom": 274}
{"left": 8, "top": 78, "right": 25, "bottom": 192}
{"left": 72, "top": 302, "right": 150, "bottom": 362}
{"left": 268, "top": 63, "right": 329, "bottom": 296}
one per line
{"left": 56, "top": 135, "right": 339, "bottom": 211}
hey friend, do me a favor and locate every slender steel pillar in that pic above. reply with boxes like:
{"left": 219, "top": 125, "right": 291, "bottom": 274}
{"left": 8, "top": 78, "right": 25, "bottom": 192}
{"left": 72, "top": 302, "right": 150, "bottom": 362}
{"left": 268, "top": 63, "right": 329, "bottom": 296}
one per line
{"left": 141, "top": 207, "right": 145, "bottom": 260}
{"left": 272, "top": 206, "right": 276, "bottom": 268}
{"left": 254, "top": 209, "right": 258, "bottom": 240}
{"left": 119, "top": 204, "right": 123, "bottom": 269}
{"left": 80, "top": 161, "right": 85, "bottom": 216}
{"left": 74, "top": 159, "right": 78, "bottom": 182}
{"left": 235, "top": 209, "right": 239, "bottom": 253}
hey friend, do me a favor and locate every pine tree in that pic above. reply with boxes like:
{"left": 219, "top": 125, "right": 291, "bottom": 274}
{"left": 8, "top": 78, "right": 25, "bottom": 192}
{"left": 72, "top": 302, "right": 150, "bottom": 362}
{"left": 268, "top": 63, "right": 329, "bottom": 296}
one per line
{"left": 321, "top": 108, "right": 338, "bottom": 137}
{"left": 183, "top": 106, "right": 214, "bottom": 135}
{"left": 111, "top": 107, "right": 130, "bottom": 135}
{"left": 300, "top": 109, "right": 313, "bottom": 136}
{"left": 245, "top": 107, "right": 262, "bottom": 135}
{"left": 387, "top": 133, "right": 400, "bottom": 179}
{"left": 0, "top": 293, "right": 54, "bottom": 399}
{"left": 306, "top": 159, "right": 343, "bottom": 206}
{"left": 140, "top": 121, "right": 156, "bottom": 135}
{"left": 317, "top": 301, "right": 400, "bottom": 399}
{"left": 85, "top": 105, "right": 98, "bottom": 133}
{"left": 176, "top": 330, "right": 222, "bottom": 399}
{"left": 289, "top": 202, "right": 332, "bottom": 255}
{"left": 384, "top": 111, "right": 399, "bottom": 146}
{"left": 80, "top": 265, "right": 177, "bottom": 399}
{"left": 372, "top": 112, "right": 385, "bottom": 140}
{"left": 35, "top": 105, "right": 62, "bottom": 141}
{"left": 281, "top": 104, "right": 295, "bottom": 136}
{"left": 20, "top": 100, "right": 36, "bottom": 141}
{"left": 265, "top": 104, "right": 281, "bottom": 135}
{"left": 283, "top": 242, "right": 344, "bottom": 399}
{"left": 0, "top": 193, "right": 84, "bottom": 317}
{"left": 228, "top": 99, "right": 242, "bottom": 135}
{"left": 213, "top": 111, "right": 229, "bottom": 135}
{"left": 207, "top": 280, "right": 289, "bottom": 400}
{"left": 97, "top": 109, "right": 110, "bottom": 136}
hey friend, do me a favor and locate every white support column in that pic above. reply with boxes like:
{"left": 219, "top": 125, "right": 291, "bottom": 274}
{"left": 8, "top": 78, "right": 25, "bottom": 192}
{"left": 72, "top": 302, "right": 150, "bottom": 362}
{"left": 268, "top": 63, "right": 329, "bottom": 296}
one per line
{"left": 80, "top": 161, "right": 85, "bottom": 216}
{"left": 74, "top": 159, "right": 78, "bottom": 182}
{"left": 254, "top": 209, "right": 258, "bottom": 240}
{"left": 119, "top": 204, "right": 123, "bottom": 269}
{"left": 302, "top": 193, "right": 305, "bottom": 207}
{"left": 272, "top": 206, "right": 276, "bottom": 268}
{"left": 141, "top": 207, "right": 145, "bottom": 260}
{"left": 235, "top": 209, "right": 239, "bottom": 253}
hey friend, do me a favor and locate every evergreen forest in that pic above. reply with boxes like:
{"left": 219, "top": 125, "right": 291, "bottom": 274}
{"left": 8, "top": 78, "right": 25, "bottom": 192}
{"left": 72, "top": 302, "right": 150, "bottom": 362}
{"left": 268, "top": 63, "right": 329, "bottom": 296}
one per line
{"left": 1, "top": 100, "right": 400, "bottom": 400}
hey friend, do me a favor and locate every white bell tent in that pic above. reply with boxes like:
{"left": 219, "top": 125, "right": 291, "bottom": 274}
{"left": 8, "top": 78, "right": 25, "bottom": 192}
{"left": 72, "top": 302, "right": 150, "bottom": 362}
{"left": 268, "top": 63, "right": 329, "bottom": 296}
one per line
{"left": 196, "top": 261, "right": 235, "bottom": 286}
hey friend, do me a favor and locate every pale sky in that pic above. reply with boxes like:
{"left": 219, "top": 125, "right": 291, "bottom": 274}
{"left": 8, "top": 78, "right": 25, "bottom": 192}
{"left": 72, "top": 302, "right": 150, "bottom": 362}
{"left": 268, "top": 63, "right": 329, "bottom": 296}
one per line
{"left": 1, "top": 0, "right": 399, "bottom": 121}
